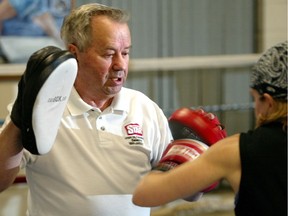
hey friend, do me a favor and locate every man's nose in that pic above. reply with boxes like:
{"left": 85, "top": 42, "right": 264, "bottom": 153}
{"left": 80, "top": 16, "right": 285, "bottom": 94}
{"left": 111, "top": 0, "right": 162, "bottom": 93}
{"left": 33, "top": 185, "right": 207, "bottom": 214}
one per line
{"left": 112, "top": 54, "right": 127, "bottom": 71}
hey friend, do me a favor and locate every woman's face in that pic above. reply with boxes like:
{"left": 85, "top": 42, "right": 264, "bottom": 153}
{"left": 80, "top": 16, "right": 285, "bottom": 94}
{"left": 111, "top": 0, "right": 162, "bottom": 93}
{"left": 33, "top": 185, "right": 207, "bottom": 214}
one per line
{"left": 70, "top": 16, "right": 131, "bottom": 101}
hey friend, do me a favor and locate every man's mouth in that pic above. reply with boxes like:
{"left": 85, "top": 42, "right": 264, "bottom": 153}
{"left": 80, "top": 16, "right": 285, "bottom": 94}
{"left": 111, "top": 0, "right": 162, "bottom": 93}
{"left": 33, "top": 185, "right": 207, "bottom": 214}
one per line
{"left": 110, "top": 71, "right": 124, "bottom": 82}
{"left": 112, "top": 77, "right": 122, "bottom": 81}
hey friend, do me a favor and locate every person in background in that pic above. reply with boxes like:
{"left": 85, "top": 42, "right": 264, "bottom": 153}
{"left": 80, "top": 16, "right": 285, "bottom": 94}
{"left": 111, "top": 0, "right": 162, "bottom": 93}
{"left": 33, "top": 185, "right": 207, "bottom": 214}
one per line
{"left": 0, "top": 0, "right": 75, "bottom": 62}
{"left": 133, "top": 41, "right": 288, "bottom": 216}
{"left": 0, "top": 4, "right": 173, "bottom": 215}
{"left": 0, "top": 0, "right": 74, "bottom": 41}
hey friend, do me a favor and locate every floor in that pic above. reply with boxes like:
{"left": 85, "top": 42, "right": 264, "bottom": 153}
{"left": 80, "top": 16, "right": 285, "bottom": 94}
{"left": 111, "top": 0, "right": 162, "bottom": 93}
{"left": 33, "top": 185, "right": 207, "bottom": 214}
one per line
{"left": 151, "top": 188, "right": 235, "bottom": 216}
{"left": 0, "top": 180, "right": 235, "bottom": 216}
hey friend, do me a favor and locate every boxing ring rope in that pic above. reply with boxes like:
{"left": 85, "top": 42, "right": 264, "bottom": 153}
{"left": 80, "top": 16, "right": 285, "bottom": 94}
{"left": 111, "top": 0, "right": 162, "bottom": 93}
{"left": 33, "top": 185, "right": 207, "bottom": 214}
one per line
{"left": 0, "top": 53, "right": 260, "bottom": 185}
{"left": 0, "top": 53, "right": 260, "bottom": 77}
{"left": 0, "top": 54, "right": 260, "bottom": 111}
{"left": 130, "top": 54, "right": 259, "bottom": 112}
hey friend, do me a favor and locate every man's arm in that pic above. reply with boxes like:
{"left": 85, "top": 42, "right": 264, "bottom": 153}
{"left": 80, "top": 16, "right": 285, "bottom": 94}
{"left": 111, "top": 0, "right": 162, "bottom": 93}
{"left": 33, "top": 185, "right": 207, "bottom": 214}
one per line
{"left": 32, "top": 12, "right": 64, "bottom": 45}
{"left": 0, "top": 121, "right": 23, "bottom": 192}
{"left": 71, "top": 0, "right": 76, "bottom": 10}
{"left": 0, "top": 0, "right": 17, "bottom": 20}
{"left": 32, "top": 0, "right": 75, "bottom": 45}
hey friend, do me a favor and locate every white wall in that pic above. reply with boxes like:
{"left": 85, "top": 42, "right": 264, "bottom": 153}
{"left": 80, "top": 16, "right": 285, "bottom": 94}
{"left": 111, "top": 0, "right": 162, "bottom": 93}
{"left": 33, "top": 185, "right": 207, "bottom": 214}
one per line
{"left": 261, "top": 0, "right": 287, "bottom": 50}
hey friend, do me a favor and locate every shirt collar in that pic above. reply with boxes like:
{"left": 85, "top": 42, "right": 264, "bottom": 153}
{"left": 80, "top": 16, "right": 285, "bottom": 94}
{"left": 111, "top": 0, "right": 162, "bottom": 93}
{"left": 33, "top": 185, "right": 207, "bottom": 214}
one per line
{"left": 67, "top": 87, "right": 129, "bottom": 116}
{"left": 110, "top": 87, "right": 130, "bottom": 113}
{"left": 67, "top": 87, "right": 93, "bottom": 116}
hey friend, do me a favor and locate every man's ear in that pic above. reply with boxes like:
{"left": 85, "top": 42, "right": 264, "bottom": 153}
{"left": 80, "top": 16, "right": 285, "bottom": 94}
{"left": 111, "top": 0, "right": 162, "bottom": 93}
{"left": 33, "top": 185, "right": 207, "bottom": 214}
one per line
{"left": 68, "top": 44, "right": 78, "bottom": 58}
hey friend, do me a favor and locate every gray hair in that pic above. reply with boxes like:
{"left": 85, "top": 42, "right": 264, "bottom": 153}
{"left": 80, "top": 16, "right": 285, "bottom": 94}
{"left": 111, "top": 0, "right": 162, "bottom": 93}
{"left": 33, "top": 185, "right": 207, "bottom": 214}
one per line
{"left": 61, "top": 3, "right": 130, "bottom": 51}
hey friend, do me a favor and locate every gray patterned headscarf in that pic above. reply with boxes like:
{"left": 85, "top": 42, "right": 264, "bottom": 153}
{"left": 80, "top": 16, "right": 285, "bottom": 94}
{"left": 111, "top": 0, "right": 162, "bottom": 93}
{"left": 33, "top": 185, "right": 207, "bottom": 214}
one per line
{"left": 250, "top": 41, "right": 287, "bottom": 100}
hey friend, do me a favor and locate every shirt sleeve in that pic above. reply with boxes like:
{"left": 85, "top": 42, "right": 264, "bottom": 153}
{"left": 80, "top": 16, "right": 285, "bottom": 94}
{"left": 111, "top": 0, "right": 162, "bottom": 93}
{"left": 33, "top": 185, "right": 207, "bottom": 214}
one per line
{"left": 150, "top": 105, "right": 173, "bottom": 167}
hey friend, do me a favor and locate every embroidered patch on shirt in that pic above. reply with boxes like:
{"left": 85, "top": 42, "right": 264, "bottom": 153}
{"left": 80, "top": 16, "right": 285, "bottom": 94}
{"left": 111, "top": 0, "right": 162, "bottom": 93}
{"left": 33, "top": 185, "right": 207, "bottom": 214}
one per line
{"left": 124, "top": 123, "right": 144, "bottom": 145}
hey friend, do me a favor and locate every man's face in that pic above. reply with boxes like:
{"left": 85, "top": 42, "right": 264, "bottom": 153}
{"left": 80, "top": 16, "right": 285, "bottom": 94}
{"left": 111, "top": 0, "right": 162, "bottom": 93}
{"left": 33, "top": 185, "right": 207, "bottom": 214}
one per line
{"left": 72, "top": 16, "right": 131, "bottom": 100}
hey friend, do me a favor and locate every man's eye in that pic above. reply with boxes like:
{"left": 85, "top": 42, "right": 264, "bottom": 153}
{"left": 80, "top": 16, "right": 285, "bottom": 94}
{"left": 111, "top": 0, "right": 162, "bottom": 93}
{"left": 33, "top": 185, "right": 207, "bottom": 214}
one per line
{"left": 105, "top": 54, "right": 114, "bottom": 58}
{"left": 122, "top": 52, "right": 129, "bottom": 56}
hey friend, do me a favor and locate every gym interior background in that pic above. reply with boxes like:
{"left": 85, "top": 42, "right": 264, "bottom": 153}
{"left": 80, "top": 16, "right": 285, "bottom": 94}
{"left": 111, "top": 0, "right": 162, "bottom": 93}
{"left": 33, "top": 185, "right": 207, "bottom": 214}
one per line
{"left": 0, "top": 0, "right": 286, "bottom": 215}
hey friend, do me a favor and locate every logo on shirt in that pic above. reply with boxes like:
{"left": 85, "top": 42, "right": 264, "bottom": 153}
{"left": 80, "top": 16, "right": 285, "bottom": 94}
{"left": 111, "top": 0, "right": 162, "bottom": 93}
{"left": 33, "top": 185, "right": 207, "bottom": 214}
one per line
{"left": 125, "top": 123, "right": 143, "bottom": 136}
{"left": 48, "top": 96, "right": 67, "bottom": 103}
{"left": 124, "top": 123, "right": 144, "bottom": 145}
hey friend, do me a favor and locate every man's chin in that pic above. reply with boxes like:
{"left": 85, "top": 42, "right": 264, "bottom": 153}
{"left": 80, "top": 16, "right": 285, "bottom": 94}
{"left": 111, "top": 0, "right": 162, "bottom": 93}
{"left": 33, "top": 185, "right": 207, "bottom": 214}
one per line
{"left": 105, "top": 86, "right": 122, "bottom": 96}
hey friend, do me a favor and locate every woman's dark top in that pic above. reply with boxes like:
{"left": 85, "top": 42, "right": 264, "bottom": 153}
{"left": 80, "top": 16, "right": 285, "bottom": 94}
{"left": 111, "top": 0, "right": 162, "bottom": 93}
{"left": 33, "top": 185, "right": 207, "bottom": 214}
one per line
{"left": 235, "top": 122, "right": 287, "bottom": 216}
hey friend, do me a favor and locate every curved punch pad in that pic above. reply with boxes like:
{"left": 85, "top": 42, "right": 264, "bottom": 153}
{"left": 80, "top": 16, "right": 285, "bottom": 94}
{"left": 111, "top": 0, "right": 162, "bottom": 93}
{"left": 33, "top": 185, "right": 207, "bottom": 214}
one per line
{"left": 169, "top": 107, "right": 227, "bottom": 145}
{"left": 21, "top": 46, "right": 77, "bottom": 155}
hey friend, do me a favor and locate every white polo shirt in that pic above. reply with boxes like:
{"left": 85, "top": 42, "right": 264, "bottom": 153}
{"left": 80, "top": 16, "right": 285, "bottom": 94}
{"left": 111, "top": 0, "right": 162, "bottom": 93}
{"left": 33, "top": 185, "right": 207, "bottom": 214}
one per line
{"left": 20, "top": 87, "right": 172, "bottom": 216}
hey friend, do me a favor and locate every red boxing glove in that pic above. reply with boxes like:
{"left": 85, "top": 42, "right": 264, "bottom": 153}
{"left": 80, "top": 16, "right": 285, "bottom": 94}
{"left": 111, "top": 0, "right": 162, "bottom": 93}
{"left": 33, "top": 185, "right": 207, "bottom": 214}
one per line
{"left": 156, "top": 139, "right": 208, "bottom": 171}
{"left": 155, "top": 139, "right": 218, "bottom": 195}
{"left": 168, "top": 107, "right": 227, "bottom": 146}
{"left": 162, "top": 107, "right": 227, "bottom": 195}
